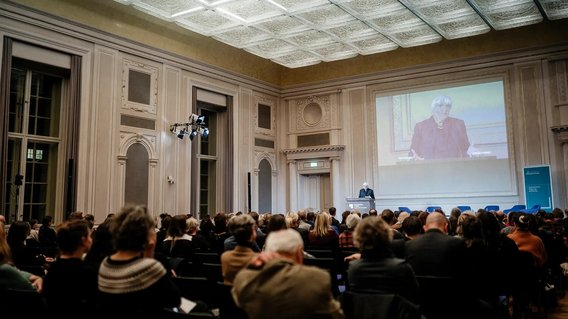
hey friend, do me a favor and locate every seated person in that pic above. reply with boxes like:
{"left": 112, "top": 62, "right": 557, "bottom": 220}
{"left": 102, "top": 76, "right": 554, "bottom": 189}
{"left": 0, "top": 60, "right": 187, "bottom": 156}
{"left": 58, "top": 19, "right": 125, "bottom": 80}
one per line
{"left": 97, "top": 205, "right": 184, "bottom": 315}
{"left": 232, "top": 229, "right": 344, "bottom": 319}
{"left": 220, "top": 214, "right": 259, "bottom": 285}
{"left": 346, "top": 216, "right": 419, "bottom": 303}
{"left": 42, "top": 219, "right": 98, "bottom": 317}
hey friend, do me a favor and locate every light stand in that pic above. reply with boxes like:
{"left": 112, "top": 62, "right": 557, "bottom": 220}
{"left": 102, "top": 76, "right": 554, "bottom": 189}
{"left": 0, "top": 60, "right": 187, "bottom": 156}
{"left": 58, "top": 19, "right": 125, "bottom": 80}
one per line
{"left": 170, "top": 113, "right": 209, "bottom": 140}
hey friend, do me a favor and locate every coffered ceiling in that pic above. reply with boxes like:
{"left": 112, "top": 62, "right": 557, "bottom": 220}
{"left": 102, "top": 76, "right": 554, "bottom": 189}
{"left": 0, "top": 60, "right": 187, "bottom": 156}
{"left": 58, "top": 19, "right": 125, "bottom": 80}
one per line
{"left": 114, "top": 0, "right": 568, "bottom": 68}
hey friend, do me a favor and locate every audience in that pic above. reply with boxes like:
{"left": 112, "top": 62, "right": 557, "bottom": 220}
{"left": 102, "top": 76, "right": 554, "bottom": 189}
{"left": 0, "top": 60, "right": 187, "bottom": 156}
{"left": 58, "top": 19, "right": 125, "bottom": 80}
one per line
{"left": 232, "top": 229, "right": 344, "bottom": 319}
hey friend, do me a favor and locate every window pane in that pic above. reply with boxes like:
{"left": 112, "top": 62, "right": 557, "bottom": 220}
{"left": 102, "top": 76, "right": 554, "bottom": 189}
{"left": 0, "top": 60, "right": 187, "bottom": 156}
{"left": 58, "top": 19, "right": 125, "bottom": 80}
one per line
{"left": 9, "top": 68, "right": 26, "bottom": 133}
{"left": 28, "top": 72, "right": 61, "bottom": 137}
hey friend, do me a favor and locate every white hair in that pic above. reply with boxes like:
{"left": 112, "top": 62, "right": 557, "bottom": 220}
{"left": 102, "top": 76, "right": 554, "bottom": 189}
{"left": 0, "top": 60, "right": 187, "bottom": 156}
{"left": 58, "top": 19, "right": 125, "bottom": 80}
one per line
{"left": 264, "top": 229, "right": 303, "bottom": 253}
{"left": 431, "top": 95, "right": 452, "bottom": 110}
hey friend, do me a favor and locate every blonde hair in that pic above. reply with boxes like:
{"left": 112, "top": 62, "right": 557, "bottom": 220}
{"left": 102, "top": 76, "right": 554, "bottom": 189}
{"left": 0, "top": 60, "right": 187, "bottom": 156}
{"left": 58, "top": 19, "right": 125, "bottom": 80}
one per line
{"left": 186, "top": 217, "right": 199, "bottom": 233}
{"left": 346, "top": 213, "right": 361, "bottom": 230}
{"left": 312, "top": 212, "right": 332, "bottom": 237}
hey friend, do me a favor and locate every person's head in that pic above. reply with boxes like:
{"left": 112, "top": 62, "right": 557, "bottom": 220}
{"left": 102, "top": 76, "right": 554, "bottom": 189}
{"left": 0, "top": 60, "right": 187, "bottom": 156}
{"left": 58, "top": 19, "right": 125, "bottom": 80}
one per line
{"left": 380, "top": 209, "right": 395, "bottom": 225}
{"left": 459, "top": 214, "right": 482, "bottom": 242}
{"left": 297, "top": 209, "right": 307, "bottom": 221}
{"left": 7, "top": 221, "right": 30, "bottom": 246}
{"left": 213, "top": 212, "right": 228, "bottom": 233}
{"left": 266, "top": 214, "right": 287, "bottom": 234}
{"left": 28, "top": 218, "right": 39, "bottom": 230}
{"left": 167, "top": 214, "right": 189, "bottom": 237}
{"left": 286, "top": 212, "right": 299, "bottom": 228}
{"left": 68, "top": 211, "right": 84, "bottom": 221}
{"left": 353, "top": 216, "right": 392, "bottom": 253}
{"left": 514, "top": 214, "right": 530, "bottom": 230}
{"left": 0, "top": 214, "right": 5, "bottom": 224}
{"left": 228, "top": 214, "right": 256, "bottom": 245}
{"left": 264, "top": 229, "right": 304, "bottom": 263}
{"left": 0, "top": 221, "right": 14, "bottom": 265}
{"left": 84, "top": 214, "right": 95, "bottom": 229}
{"left": 248, "top": 211, "right": 260, "bottom": 226}
{"left": 362, "top": 182, "right": 369, "bottom": 190}
{"left": 368, "top": 208, "right": 378, "bottom": 216}
{"left": 41, "top": 215, "right": 53, "bottom": 227}
{"left": 329, "top": 207, "right": 336, "bottom": 217}
{"left": 109, "top": 205, "right": 156, "bottom": 254}
{"left": 424, "top": 212, "right": 448, "bottom": 233}
{"left": 396, "top": 212, "right": 410, "bottom": 225}
{"left": 401, "top": 215, "right": 423, "bottom": 238}
{"left": 56, "top": 219, "right": 92, "bottom": 255}
{"left": 431, "top": 95, "right": 452, "bottom": 122}
{"left": 186, "top": 217, "right": 200, "bottom": 234}
{"left": 312, "top": 212, "right": 332, "bottom": 237}
{"left": 346, "top": 213, "right": 361, "bottom": 231}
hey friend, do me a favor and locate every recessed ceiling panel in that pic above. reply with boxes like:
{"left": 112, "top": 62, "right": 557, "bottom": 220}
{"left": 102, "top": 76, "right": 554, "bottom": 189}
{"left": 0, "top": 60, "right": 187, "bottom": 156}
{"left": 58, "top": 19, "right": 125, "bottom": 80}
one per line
{"left": 212, "top": 25, "right": 272, "bottom": 48}
{"left": 538, "top": 0, "right": 568, "bottom": 20}
{"left": 243, "top": 39, "right": 298, "bottom": 58}
{"left": 346, "top": 34, "right": 399, "bottom": 55}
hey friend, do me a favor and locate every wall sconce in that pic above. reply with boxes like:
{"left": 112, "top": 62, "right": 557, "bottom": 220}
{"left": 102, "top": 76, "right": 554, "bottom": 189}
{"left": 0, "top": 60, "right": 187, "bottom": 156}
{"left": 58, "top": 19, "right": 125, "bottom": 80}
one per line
{"left": 170, "top": 113, "right": 209, "bottom": 141}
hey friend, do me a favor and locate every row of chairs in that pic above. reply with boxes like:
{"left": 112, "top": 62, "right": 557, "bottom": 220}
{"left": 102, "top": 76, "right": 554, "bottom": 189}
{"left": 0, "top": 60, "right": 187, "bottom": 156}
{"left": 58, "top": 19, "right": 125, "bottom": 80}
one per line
{"left": 398, "top": 204, "right": 542, "bottom": 214}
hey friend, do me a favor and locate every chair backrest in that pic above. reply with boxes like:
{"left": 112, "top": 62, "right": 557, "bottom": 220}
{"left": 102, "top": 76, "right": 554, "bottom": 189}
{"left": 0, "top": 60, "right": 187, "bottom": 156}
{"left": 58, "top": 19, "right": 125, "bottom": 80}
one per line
{"left": 503, "top": 204, "right": 526, "bottom": 214}
{"left": 216, "top": 282, "right": 249, "bottom": 319}
{"left": 171, "top": 276, "right": 216, "bottom": 308}
{"left": 522, "top": 204, "right": 541, "bottom": 214}
{"left": 484, "top": 205, "right": 500, "bottom": 212}
{"left": 398, "top": 207, "right": 412, "bottom": 214}
{"left": 0, "top": 288, "right": 46, "bottom": 316}
{"left": 340, "top": 290, "right": 422, "bottom": 319}
{"left": 201, "top": 262, "right": 224, "bottom": 283}
{"left": 425, "top": 206, "right": 441, "bottom": 213}
{"left": 194, "top": 252, "right": 221, "bottom": 265}
{"left": 457, "top": 205, "right": 472, "bottom": 212}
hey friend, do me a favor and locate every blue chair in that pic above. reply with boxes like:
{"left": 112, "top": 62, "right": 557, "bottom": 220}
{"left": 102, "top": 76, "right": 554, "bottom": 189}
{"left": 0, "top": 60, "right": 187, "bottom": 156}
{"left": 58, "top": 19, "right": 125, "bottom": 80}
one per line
{"left": 457, "top": 205, "right": 472, "bottom": 212}
{"left": 426, "top": 206, "right": 442, "bottom": 213}
{"left": 503, "top": 204, "right": 526, "bottom": 215}
{"left": 398, "top": 206, "right": 412, "bottom": 214}
{"left": 521, "top": 204, "right": 541, "bottom": 214}
{"left": 484, "top": 205, "right": 500, "bottom": 212}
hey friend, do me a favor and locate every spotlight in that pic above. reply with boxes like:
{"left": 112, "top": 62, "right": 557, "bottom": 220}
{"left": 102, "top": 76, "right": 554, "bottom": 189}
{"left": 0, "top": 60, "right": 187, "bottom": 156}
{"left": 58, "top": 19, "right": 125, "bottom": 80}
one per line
{"left": 201, "top": 128, "right": 209, "bottom": 138}
{"left": 189, "top": 129, "right": 198, "bottom": 141}
{"left": 196, "top": 115, "right": 205, "bottom": 125}
{"left": 177, "top": 128, "right": 185, "bottom": 139}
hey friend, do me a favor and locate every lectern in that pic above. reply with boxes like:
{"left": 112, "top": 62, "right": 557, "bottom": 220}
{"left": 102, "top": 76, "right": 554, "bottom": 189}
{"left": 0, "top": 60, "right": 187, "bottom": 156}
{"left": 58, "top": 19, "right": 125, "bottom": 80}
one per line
{"left": 346, "top": 197, "right": 375, "bottom": 212}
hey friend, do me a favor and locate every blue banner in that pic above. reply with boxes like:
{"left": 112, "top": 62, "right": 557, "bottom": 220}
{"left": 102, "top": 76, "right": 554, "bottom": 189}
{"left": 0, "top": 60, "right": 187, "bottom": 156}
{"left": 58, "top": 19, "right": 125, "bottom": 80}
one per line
{"left": 523, "top": 165, "right": 553, "bottom": 212}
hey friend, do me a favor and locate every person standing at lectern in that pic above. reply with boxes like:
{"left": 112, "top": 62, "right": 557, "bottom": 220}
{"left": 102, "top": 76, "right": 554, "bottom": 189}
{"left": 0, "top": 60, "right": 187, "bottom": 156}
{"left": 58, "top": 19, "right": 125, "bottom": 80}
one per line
{"left": 409, "top": 94, "right": 470, "bottom": 160}
{"left": 358, "top": 182, "right": 375, "bottom": 200}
